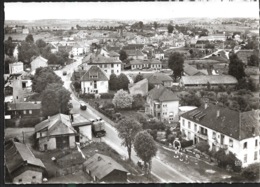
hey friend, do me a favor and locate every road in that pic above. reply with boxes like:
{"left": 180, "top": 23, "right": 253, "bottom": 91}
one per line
{"left": 55, "top": 57, "right": 193, "bottom": 183}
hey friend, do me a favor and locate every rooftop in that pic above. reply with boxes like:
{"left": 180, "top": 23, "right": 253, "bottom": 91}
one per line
{"left": 7, "top": 102, "right": 42, "bottom": 111}
{"left": 80, "top": 65, "right": 109, "bottom": 82}
{"left": 148, "top": 85, "right": 179, "bottom": 102}
{"left": 181, "top": 75, "right": 237, "bottom": 85}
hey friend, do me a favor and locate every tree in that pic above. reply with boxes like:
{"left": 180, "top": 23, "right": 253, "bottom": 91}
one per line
{"left": 214, "top": 149, "right": 241, "bottom": 171}
{"left": 241, "top": 163, "right": 260, "bottom": 181}
{"left": 35, "top": 39, "right": 47, "bottom": 49}
{"left": 112, "top": 89, "right": 133, "bottom": 109}
{"left": 119, "top": 50, "right": 128, "bottom": 61}
{"left": 4, "top": 55, "right": 15, "bottom": 74}
{"left": 109, "top": 73, "right": 118, "bottom": 91}
{"left": 132, "top": 94, "right": 145, "bottom": 109}
{"left": 196, "top": 141, "right": 210, "bottom": 153}
{"left": 32, "top": 67, "right": 63, "bottom": 93}
{"left": 134, "top": 73, "right": 144, "bottom": 83}
{"left": 139, "top": 21, "right": 143, "bottom": 32}
{"left": 73, "top": 81, "right": 81, "bottom": 92}
{"left": 117, "top": 73, "right": 129, "bottom": 90}
{"left": 116, "top": 118, "right": 142, "bottom": 160}
{"left": 18, "top": 41, "right": 40, "bottom": 64}
{"left": 134, "top": 131, "right": 158, "bottom": 175}
{"left": 167, "top": 24, "right": 174, "bottom": 34}
{"left": 4, "top": 37, "right": 16, "bottom": 56}
{"left": 47, "top": 53, "right": 58, "bottom": 65}
{"left": 248, "top": 54, "right": 259, "bottom": 67}
{"left": 180, "top": 92, "right": 202, "bottom": 107}
{"left": 228, "top": 53, "right": 246, "bottom": 80}
{"left": 153, "top": 21, "right": 158, "bottom": 30}
{"left": 168, "top": 52, "right": 184, "bottom": 81}
{"left": 41, "top": 83, "right": 71, "bottom": 117}
{"left": 25, "top": 34, "right": 34, "bottom": 43}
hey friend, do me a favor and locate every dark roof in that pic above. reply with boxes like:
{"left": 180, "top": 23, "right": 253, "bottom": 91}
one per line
{"left": 58, "top": 45, "right": 73, "bottom": 52}
{"left": 148, "top": 85, "right": 179, "bottom": 102}
{"left": 80, "top": 65, "right": 109, "bottom": 82}
{"left": 83, "top": 153, "right": 128, "bottom": 180}
{"left": 108, "top": 51, "right": 120, "bottom": 57}
{"left": 181, "top": 104, "right": 259, "bottom": 140}
{"left": 7, "top": 102, "right": 42, "bottom": 111}
{"left": 125, "top": 49, "right": 145, "bottom": 57}
{"left": 5, "top": 140, "right": 45, "bottom": 176}
{"left": 83, "top": 53, "right": 122, "bottom": 64}
{"left": 181, "top": 75, "right": 237, "bottom": 85}
{"left": 130, "top": 59, "right": 162, "bottom": 65}
{"left": 145, "top": 73, "right": 173, "bottom": 84}
{"left": 122, "top": 44, "right": 144, "bottom": 50}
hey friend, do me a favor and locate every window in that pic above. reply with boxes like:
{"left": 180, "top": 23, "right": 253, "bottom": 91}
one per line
{"left": 104, "top": 64, "right": 107, "bottom": 68}
{"left": 212, "top": 132, "right": 216, "bottom": 139}
{"left": 254, "top": 151, "right": 258, "bottom": 160}
{"left": 194, "top": 124, "right": 197, "bottom": 132}
{"left": 244, "top": 142, "right": 247, "bottom": 149}
{"left": 111, "top": 64, "right": 114, "bottom": 68}
{"left": 29, "top": 110, "right": 32, "bottom": 114}
{"left": 256, "top": 139, "right": 258, "bottom": 147}
{"left": 32, "top": 176, "right": 36, "bottom": 179}
{"left": 23, "top": 110, "right": 26, "bottom": 114}
{"left": 229, "top": 139, "right": 233, "bottom": 148}
{"left": 188, "top": 121, "right": 191, "bottom": 129}
{"left": 244, "top": 154, "right": 247, "bottom": 163}
{"left": 117, "top": 70, "right": 119, "bottom": 73}
{"left": 182, "top": 119, "right": 185, "bottom": 126}
{"left": 18, "top": 179, "right": 22, "bottom": 183}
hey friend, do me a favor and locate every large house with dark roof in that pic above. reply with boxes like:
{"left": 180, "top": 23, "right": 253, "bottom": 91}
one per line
{"left": 130, "top": 59, "right": 162, "bottom": 70}
{"left": 6, "top": 102, "right": 42, "bottom": 118}
{"left": 144, "top": 73, "right": 173, "bottom": 87}
{"left": 79, "top": 65, "right": 109, "bottom": 94}
{"left": 180, "top": 103, "right": 260, "bottom": 167}
{"left": 145, "top": 85, "right": 179, "bottom": 122}
{"left": 83, "top": 153, "right": 128, "bottom": 182}
{"left": 5, "top": 139, "right": 46, "bottom": 184}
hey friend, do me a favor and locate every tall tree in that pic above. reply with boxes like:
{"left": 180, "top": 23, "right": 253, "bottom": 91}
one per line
{"left": 248, "top": 54, "right": 259, "bottom": 67}
{"left": 25, "top": 34, "right": 34, "bottom": 43}
{"left": 153, "top": 21, "right": 158, "bottom": 30}
{"left": 168, "top": 52, "right": 184, "bottom": 81}
{"left": 18, "top": 41, "right": 39, "bottom": 64}
{"left": 32, "top": 67, "right": 63, "bottom": 93}
{"left": 119, "top": 50, "right": 128, "bottom": 61}
{"left": 41, "top": 83, "right": 71, "bottom": 117}
{"left": 4, "top": 37, "right": 16, "bottom": 56}
{"left": 35, "top": 39, "right": 47, "bottom": 49}
{"left": 134, "top": 73, "right": 144, "bottom": 83}
{"left": 109, "top": 73, "right": 118, "bottom": 91}
{"left": 167, "top": 24, "right": 174, "bottom": 34}
{"left": 139, "top": 21, "right": 143, "bottom": 32}
{"left": 112, "top": 89, "right": 133, "bottom": 109}
{"left": 117, "top": 73, "right": 130, "bottom": 90}
{"left": 134, "top": 131, "right": 158, "bottom": 175}
{"left": 228, "top": 53, "right": 246, "bottom": 80}
{"left": 116, "top": 118, "right": 142, "bottom": 160}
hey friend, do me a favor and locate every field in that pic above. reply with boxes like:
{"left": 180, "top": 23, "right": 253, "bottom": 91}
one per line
{"left": 5, "top": 32, "right": 60, "bottom": 41}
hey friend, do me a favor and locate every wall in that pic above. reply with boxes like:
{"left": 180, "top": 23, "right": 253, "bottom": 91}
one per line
{"left": 38, "top": 136, "right": 56, "bottom": 151}
{"left": 79, "top": 125, "right": 92, "bottom": 142}
{"left": 13, "top": 170, "right": 43, "bottom": 184}
{"left": 161, "top": 100, "right": 179, "bottom": 122}
{"left": 69, "top": 135, "right": 76, "bottom": 148}
{"left": 81, "top": 81, "right": 108, "bottom": 94}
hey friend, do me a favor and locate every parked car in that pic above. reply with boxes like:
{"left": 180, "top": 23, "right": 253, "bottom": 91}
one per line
{"left": 80, "top": 102, "right": 87, "bottom": 110}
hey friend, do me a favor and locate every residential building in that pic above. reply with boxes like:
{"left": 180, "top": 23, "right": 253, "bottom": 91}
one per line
{"left": 180, "top": 75, "right": 238, "bottom": 89}
{"left": 180, "top": 104, "right": 260, "bottom": 167}
{"left": 9, "top": 62, "right": 24, "bottom": 75}
{"left": 145, "top": 85, "right": 179, "bottom": 122}
{"left": 30, "top": 56, "right": 48, "bottom": 72}
{"left": 144, "top": 73, "right": 173, "bottom": 87}
{"left": 80, "top": 65, "right": 109, "bottom": 94}
{"left": 47, "top": 43, "right": 58, "bottom": 53}
{"left": 34, "top": 114, "right": 78, "bottom": 151}
{"left": 183, "top": 64, "right": 207, "bottom": 76}
{"left": 5, "top": 139, "right": 45, "bottom": 184}
{"left": 83, "top": 153, "right": 129, "bottom": 182}
{"left": 82, "top": 53, "right": 122, "bottom": 77}
{"left": 126, "top": 50, "right": 147, "bottom": 60}
{"left": 128, "top": 78, "right": 148, "bottom": 96}
{"left": 154, "top": 48, "right": 164, "bottom": 60}
{"left": 22, "top": 28, "right": 29, "bottom": 34}
{"left": 6, "top": 102, "right": 42, "bottom": 118}
{"left": 130, "top": 59, "right": 162, "bottom": 70}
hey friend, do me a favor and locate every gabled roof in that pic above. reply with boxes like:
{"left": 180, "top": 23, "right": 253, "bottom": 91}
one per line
{"left": 82, "top": 53, "right": 122, "bottom": 64}
{"left": 183, "top": 64, "right": 206, "bottom": 76}
{"left": 145, "top": 73, "right": 173, "bottom": 85}
{"left": 83, "top": 153, "right": 128, "bottom": 180}
{"left": 148, "top": 85, "right": 179, "bottom": 102}
{"left": 5, "top": 140, "right": 45, "bottom": 176}
{"left": 7, "top": 102, "right": 42, "bottom": 111}
{"left": 71, "top": 114, "right": 92, "bottom": 127}
{"left": 125, "top": 49, "right": 145, "bottom": 57}
{"left": 181, "top": 75, "right": 237, "bottom": 85}
{"left": 31, "top": 56, "right": 48, "bottom": 64}
{"left": 181, "top": 104, "right": 259, "bottom": 140}
{"left": 34, "top": 113, "right": 77, "bottom": 135}
{"left": 80, "top": 65, "right": 109, "bottom": 82}
{"left": 108, "top": 51, "right": 120, "bottom": 57}
{"left": 122, "top": 44, "right": 144, "bottom": 50}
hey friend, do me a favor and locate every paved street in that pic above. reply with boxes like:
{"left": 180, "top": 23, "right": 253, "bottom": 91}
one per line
{"left": 54, "top": 58, "right": 193, "bottom": 183}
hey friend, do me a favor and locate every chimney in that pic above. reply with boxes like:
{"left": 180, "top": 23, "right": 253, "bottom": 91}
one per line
{"left": 98, "top": 156, "right": 102, "bottom": 161}
{"left": 216, "top": 110, "right": 220, "bottom": 118}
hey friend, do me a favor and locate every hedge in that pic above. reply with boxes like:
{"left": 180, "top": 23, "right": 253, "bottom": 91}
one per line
{"left": 80, "top": 93, "right": 95, "bottom": 99}
{"left": 181, "top": 140, "right": 193, "bottom": 148}
{"left": 100, "top": 93, "right": 115, "bottom": 99}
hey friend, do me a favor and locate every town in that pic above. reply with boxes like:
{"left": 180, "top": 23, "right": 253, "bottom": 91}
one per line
{"left": 4, "top": 2, "right": 260, "bottom": 184}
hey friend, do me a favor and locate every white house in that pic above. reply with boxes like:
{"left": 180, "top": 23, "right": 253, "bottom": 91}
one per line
{"left": 9, "top": 62, "right": 24, "bottom": 75}
{"left": 80, "top": 65, "right": 109, "bottom": 94}
{"left": 145, "top": 85, "right": 180, "bottom": 122}
{"left": 180, "top": 103, "right": 260, "bottom": 168}
{"left": 30, "top": 56, "right": 48, "bottom": 72}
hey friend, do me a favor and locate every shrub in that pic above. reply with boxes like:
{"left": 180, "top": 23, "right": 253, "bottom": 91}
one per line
{"left": 102, "top": 101, "right": 115, "bottom": 109}
{"left": 147, "top": 129, "right": 158, "bottom": 140}
{"left": 241, "top": 163, "right": 260, "bottom": 181}
{"left": 181, "top": 140, "right": 193, "bottom": 148}
{"left": 132, "top": 94, "right": 145, "bottom": 109}
{"left": 100, "top": 93, "right": 114, "bottom": 99}
{"left": 112, "top": 89, "right": 133, "bottom": 109}
{"left": 214, "top": 149, "right": 241, "bottom": 171}
{"left": 81, "top": 93, "right": 95, "bottom": 99}
{"left": 196, "top": 141, "right": 210, "bottom": 153}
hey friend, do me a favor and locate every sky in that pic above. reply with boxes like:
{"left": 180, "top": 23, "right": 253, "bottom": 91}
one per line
{"left": 5, "top": 1, "right": 259, "bottom": 21}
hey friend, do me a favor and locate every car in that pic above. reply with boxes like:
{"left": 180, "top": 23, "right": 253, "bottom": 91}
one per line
{"left": 63, "top": 71, "right": 67, "bottom": 76}
{"left": 80, "top": 102, "right": 87, "bottom": 110}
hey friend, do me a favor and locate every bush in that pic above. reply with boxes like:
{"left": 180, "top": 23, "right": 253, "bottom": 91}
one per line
{"left": 241, "top": 163, "right": 260, "bottom": 181}
{"left": 214, "top": 149, "right": 241, "bottom": 171}
{"left": 196, "top": 141, "right": 210, "bottom": 153}
{"left": 102, "top": 101, "right": 115, "bottom": 109}
{"left": 147, "top": 129, "right": 158, "bottom": 140}
{"left": 100, "top": 93, "right": 115, "bottom": 99}
{"left": 80, "top": 93, "right": 95, "bottom": 99}
{"left": 132, "top": 94, "right": 145, "bottom": 109}
{"left": 181, "top": 140, "right": 193, "bottom": 148}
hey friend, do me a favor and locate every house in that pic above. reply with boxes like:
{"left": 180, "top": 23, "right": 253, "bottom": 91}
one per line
{"left": 22, "top": 28, "right": 29, "bottom": 34}
{"left": 180, "top": 75, "right": 238, "bottom": 89}
{"left": 183, "top": 64, "right": 207, "bottom": 76}
{"left": 126, "top": 50, "right": 147, "bottom": 60}
{"left": 80, "top": 65, "right": 109, "bottom": 94}
{"left": 128, "top": 78, "right": 148, "bottom": 96}
{"left": 144, "top": 73, "right": 173, "bottom": 87}
{"left": 9, "top": 62, "right": 24, "bottom": 75}
{"left": 122, "top": 44, "right": 144, "bottom": 51}
{"left": 34, "top": 113, "right": 78, "bottom": 151}
{"left": 195, "top": 40, "right": 210, "bottom": 49}
{"left": 245, "top": 66, "right": 260, "bottom": 89}
{"left": 5, "top": 139, "right": 45, "bottom": 184}
{"left": 83, "top": 153, "right": 129, "bottom": 182}
{"left": 58, "top": 45, "right": 73, "bottom": 54}
{"left": 180, "top": 104, "right": 260, "bottom": 167}
{"left": 30, "top": 56, "right": 48, "bottom": 72}
{"left": 82, "top": 53, "right": 122, "bottom": 77}
{"left": 154, "top": 48, "right": 164, "bottom": 60}
{"left": 6, "top": 102, "right": 42, "bottom": 118}
{"left": 130, "top": 59, "right": 162, "bottom": 70}
{"left": 145, "top": 85, "right": 179, "bottom": 122}
{"left": 236, "top": 50, "right": 254, "bottom": 65}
